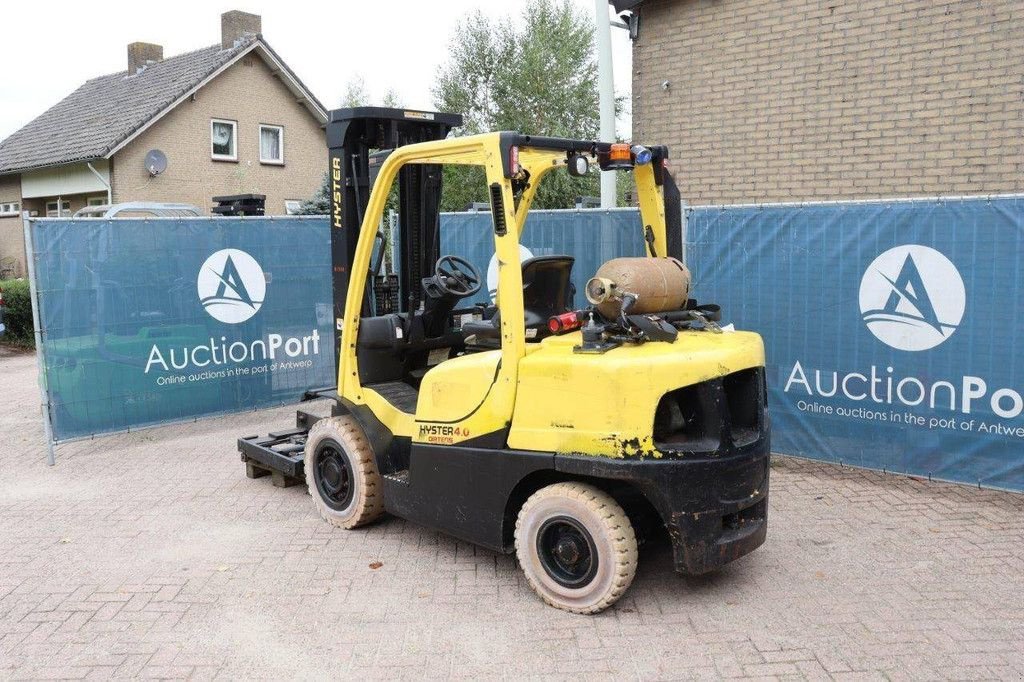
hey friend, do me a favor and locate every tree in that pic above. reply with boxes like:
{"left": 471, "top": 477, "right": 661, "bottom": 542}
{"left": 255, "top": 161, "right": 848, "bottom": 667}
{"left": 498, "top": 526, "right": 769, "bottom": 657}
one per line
{"left": 341, "top": 74, "right": 370, "bottom": 108}
{"left": 432, "top": 0, "right": 604, "bottom": 211}
{"left": 382, "top": 88, "right": 403, "bottom": 108}
{"left": 295, "top": 171, "right": 331, "bottom": 215}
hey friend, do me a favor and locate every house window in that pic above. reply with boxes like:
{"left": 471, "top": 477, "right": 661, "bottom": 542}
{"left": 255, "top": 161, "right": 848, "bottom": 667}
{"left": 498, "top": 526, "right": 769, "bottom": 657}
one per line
{"left": 284, "top": 200, "right": 302, "bottom": 215}
{"left": 0, "top": 201, "right": 19, "bottom": 217}
{"left": 87, "top": 197, "right": 106, "bottom": 206}
{"left": 211, "top": 119, "right": 237, "bottom": 160}
{"left": 260, "top": 125, "right": 284, "bottom": 164}
{"left": 45, "top": 201, "right": 71, "bottom": 217}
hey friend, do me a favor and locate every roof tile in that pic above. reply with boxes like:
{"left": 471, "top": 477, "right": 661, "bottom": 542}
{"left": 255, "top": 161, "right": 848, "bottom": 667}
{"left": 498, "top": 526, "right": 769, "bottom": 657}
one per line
{"left": 0, "top": 38, "right": 253, "bottom": 174}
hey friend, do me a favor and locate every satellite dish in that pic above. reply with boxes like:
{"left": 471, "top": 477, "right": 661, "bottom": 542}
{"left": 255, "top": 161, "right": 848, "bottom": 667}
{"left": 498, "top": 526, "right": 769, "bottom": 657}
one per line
{"left": 145, "top": 149, "right": 168, "bottom": 176}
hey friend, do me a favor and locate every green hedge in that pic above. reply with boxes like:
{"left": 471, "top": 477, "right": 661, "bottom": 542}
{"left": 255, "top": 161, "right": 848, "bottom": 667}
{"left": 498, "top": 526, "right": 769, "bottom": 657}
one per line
{"left": 1, "top": 278, "right": 34, "bottom": 346}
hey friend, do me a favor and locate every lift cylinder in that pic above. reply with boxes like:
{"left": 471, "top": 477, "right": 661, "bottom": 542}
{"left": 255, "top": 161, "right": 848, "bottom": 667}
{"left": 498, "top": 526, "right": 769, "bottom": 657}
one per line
{"left": 585, "top": 257, "right": 691, "bottom": 318}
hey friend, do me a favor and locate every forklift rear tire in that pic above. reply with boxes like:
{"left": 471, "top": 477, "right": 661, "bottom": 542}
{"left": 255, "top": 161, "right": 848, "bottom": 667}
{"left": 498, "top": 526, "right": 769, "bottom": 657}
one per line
{"left": 304, "top": 416, "right": 384, "bottom": 529}
{"left": 515, "top": 482, "right": 638, "bottom": 614}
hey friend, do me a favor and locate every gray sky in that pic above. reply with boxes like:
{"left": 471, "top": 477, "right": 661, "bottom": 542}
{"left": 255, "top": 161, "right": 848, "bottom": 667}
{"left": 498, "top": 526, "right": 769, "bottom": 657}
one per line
{"left": 0, "top": 0, "right": 633, "bottom": 142}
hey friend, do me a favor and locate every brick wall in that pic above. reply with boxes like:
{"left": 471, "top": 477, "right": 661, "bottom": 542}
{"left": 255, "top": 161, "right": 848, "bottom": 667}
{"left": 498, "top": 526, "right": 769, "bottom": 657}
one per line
{"left": 112, "top": 53, "right": 325, "bottom": 215}
{"left": 0, "top": 173, "right": 24, "bottom": 277}
{"left": 631, "top": 0, "right": 1022, "bottom": 204}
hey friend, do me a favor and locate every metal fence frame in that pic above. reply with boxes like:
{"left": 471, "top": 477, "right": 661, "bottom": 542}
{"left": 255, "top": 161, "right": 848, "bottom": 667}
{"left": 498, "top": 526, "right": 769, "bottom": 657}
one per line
{"left": 24, "top": 214, "right": 333, "bottom": 463}
{"left": 683, "top": 192, "right": 1024, "bottom": 492}
{"left": 29, "top": 196, "right": 1017, "bottom": 469}
{"left": 23, "top": 214, "right": 55, "bottom": 465}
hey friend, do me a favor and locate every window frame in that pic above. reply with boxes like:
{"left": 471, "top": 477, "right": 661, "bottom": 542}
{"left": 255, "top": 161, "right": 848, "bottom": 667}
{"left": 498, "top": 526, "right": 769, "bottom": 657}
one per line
{"left": 87, "top": 196, "right": 106, "bottom": 207}
{"left": 284, "top": 200, "right": 301, "bottom": 215}
{"left": 45, "top": 200, "right": 70, "bottom": 217}
{"left": 210, "top": 118, "right": 238, "bottom": 161}
{"left": 259, "top": 124, "right": 285, "bottom": 165}
{"left": 0, "top": 201, "right": 19, "bottom": 217}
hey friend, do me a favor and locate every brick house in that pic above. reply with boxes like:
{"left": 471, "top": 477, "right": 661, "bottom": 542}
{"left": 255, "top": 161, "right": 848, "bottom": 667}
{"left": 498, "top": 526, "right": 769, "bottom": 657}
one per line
{"left": 0, "top": 10, "right": 327, "bottom": 278}
{"left": 620, "top": 0, "right": 1022, "bottom": 205}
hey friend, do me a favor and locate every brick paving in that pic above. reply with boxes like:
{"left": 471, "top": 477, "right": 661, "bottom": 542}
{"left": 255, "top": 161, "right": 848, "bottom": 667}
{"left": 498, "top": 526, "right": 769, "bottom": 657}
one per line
{"left": 1, "top": 347, "right": 1022, "bottom": 679}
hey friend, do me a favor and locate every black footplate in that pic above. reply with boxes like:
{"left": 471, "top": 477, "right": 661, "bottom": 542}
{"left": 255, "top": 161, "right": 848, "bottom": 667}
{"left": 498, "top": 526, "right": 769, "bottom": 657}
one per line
{"left": 238, "top": 410, "right": 323, "bottom": 487}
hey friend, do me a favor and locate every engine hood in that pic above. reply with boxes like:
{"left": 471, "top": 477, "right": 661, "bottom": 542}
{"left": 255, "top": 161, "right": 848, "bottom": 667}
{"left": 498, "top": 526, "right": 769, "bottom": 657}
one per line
{"left": 508, "top": 329, "right": 766, "bottom": 458}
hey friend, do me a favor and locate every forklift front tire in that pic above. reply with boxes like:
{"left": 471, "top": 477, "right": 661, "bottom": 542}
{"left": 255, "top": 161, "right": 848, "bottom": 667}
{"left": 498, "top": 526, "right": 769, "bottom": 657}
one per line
{"left": 304, "top": 416, "right": 384, "bottom": 529}
{"left": 515, "top": 482, "right": 638, "bottom": 614}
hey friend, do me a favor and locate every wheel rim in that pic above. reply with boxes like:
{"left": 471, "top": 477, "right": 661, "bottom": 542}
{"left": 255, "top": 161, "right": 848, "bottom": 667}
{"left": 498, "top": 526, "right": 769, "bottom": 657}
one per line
{"left": 536, "top": 516, "right": 599, "bottom": 588}
{"left": 314, "top": 440, "right": 354, "bottom": 511}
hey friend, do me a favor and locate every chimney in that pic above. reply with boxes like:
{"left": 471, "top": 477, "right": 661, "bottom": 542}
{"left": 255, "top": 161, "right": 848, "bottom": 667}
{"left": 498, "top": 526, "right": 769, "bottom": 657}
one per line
{"left": 221, "top": 10, "right": 262, "bottom": 49}
{"left": 127, "top": 42, "right": 163, "bottom": 74}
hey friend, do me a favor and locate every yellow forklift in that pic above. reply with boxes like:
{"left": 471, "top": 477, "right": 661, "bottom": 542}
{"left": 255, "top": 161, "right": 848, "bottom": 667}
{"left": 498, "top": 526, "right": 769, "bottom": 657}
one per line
{"left": 239, "top": 108, "right": 769, "bottom": 613}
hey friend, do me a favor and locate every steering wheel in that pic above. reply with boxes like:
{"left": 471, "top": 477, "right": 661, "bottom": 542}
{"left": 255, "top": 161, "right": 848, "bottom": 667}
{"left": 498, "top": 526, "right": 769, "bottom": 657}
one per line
{"left": 435, "top": 255, "right": 482, "bottom": 298}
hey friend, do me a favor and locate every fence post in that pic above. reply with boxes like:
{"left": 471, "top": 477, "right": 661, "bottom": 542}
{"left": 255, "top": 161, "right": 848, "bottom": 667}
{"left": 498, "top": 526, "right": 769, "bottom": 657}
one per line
{"left": 22, "top": 213, "right": 56, "bottom": 466}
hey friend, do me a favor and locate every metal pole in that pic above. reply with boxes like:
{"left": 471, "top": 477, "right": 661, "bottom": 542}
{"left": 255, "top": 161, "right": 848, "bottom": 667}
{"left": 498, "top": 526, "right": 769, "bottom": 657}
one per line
{"left": 594, "top": 0, "right": 617, "bottom": 208}
{"left": 680, "top": 199, "right": 689, "bottom": 267}
{"left": 388, "top": 209, "right": 399, "bottom": 275}
{"left": 23, "top": 213, "right": 56, "bottom": 465}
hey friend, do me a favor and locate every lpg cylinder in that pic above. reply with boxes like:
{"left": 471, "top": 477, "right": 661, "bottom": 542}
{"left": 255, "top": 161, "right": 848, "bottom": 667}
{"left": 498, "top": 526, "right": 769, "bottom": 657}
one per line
{"left": 585, "top": 257, "right": 691, "bottom": 318}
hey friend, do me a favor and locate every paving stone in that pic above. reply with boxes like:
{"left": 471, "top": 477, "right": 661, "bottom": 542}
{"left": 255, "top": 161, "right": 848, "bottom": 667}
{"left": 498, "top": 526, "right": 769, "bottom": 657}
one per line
{"left": 0, "top": 348, "right": 1022, "bottom": 679}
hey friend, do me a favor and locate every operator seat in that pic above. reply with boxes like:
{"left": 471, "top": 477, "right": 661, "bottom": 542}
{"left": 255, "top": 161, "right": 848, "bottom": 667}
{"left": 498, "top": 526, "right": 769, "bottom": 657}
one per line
{"left": 462, "top": 255, "right": 575, "bottom": 342}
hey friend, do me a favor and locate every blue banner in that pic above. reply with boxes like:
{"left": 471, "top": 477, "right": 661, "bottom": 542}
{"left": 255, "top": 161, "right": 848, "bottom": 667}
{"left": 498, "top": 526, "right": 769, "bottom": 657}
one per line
{"left": 31, "top": 217, "right": 334, "bottom": 441}
{"left": 31, "top": 209, "right": 644, "bottom": 442}
{"left": 687, "top": 197, "right": 1024, "bottom": 491}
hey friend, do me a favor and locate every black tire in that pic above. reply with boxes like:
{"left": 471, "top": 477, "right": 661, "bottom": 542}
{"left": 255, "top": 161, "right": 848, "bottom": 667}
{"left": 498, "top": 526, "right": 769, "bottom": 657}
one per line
{"left": 304, "top": 416, "right": 384, "bottom": 529}
{"left": 515, "top": 482, "right": 638, "bottom": 614}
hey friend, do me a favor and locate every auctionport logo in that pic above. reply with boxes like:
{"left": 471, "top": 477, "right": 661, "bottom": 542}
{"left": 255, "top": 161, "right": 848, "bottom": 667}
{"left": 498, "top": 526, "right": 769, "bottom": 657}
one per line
{"left": 197, "top": 249, "right": 266, "bottom": 324}
{"left": 859, "top": 245, "right": 965, "bottom": 352}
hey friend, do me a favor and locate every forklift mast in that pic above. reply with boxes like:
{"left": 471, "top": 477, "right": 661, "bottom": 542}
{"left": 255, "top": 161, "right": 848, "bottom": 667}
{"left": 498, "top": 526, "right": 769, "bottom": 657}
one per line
{"left": 326, "top": 107, "right": 463, "bottom": 354}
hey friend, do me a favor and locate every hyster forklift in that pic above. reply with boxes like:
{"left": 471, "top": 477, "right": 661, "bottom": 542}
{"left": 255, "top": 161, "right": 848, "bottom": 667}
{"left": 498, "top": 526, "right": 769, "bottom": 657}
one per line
{"left": 239, "top": 108, "right": 769, "bottom": 614}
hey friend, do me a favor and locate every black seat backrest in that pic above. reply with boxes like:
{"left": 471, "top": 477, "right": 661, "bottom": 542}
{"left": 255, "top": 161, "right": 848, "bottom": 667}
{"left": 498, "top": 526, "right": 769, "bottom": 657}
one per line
{"left": 521, "top": 256, "right": 575, "bottom": 334}
{"left": 462, "top": 255, "right": 575, "bottom": 343}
